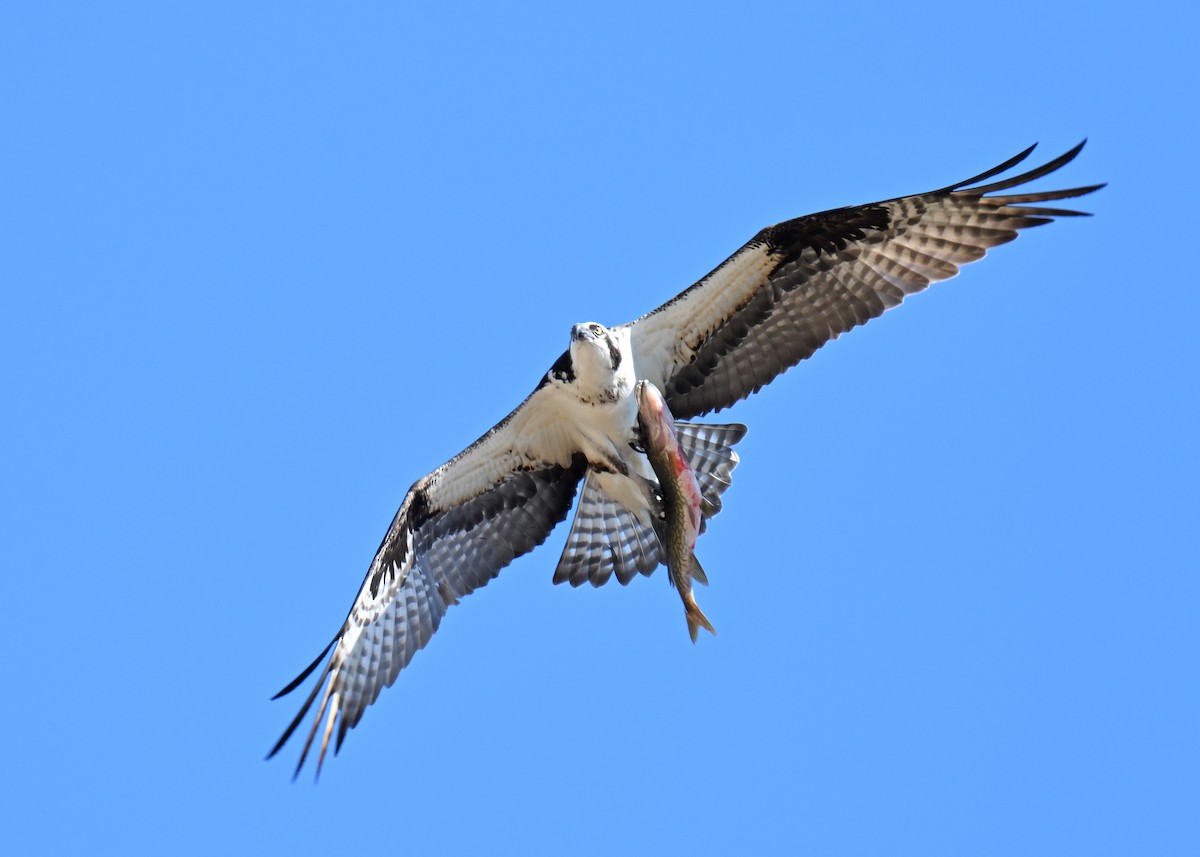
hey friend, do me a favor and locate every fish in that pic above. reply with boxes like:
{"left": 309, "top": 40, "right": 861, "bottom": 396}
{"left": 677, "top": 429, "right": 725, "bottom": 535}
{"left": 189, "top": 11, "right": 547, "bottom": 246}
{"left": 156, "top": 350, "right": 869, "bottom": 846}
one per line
{"left": 635, "top": 379, "right": 717, "bottom": 642}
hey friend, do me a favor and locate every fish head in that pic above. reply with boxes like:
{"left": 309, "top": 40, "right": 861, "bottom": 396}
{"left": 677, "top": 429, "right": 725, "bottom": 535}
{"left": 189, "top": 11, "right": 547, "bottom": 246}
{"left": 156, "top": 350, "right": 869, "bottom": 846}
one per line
{"left": 635, "top": 379, "right": 674, "bottom": 453}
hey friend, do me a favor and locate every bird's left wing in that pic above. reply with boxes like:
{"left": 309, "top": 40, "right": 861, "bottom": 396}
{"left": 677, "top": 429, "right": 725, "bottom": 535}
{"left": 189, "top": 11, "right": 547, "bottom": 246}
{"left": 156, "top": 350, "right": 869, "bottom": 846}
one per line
{"left": 624, "top": 142, "right": 1104, "bottom": 420}
{"left": 268, "top": 378, "right": 586, "bottom": 778}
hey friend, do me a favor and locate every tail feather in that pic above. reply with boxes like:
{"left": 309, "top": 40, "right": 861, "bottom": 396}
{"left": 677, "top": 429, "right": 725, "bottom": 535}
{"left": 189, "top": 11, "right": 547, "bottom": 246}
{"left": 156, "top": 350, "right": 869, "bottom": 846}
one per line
{"left": 554, "top": 471, "right": 662, "bottom": 587}
{"left": 554, "top": 422, "right": 746, "bottom": 589}
{"left": 674, "top": 422, "right": 747, "bottom": 515}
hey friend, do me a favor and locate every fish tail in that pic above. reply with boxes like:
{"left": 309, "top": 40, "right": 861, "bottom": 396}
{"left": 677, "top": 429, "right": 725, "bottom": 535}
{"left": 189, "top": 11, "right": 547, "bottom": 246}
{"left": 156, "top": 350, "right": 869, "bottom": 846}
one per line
{"left": 685, "top": 599, "right": 716, "bottom": 643}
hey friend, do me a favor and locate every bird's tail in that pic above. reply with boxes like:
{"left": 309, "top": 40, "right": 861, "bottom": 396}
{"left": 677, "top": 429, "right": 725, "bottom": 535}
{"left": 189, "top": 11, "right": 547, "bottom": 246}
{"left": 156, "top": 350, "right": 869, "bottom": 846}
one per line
{"left": 553, "top": 422, "right": 746, "bottom": 590}
{"left": 673, "top": 422, "right": 747, "bottom": 519}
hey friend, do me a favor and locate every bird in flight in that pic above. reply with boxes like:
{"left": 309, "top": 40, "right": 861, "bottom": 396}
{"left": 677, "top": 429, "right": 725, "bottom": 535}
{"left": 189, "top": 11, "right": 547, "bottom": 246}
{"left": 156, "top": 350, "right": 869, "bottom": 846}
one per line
{"left": 270, "top": 142, "right": 1102, "bottom": 777}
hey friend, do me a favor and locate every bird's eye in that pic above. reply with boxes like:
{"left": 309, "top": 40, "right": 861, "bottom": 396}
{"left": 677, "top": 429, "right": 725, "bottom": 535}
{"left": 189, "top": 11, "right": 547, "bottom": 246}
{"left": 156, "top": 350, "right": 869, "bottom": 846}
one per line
{"left": 590, "top": 324, "right": 603, "bottom": 335}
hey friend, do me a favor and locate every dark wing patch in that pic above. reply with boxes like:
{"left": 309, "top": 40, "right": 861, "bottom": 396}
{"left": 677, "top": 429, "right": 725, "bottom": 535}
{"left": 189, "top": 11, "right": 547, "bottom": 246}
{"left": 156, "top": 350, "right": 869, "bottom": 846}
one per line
{"left": 269, "top": 458, "right": 585, "bottom": 779}
{"left": 762, "top": 205, "right": 892, "bottom": 265}
{"left": 626, "top": 142, "right": 1103, "bottom": 419}
{"left": 540, "top": 348, "right": 575, "bottom": 386}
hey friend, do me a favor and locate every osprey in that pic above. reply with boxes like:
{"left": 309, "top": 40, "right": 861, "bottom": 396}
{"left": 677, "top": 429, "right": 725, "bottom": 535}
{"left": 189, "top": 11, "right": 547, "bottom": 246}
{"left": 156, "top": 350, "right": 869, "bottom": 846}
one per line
{"left": 271, "top": 142, "right": 1101, "bottom": 776}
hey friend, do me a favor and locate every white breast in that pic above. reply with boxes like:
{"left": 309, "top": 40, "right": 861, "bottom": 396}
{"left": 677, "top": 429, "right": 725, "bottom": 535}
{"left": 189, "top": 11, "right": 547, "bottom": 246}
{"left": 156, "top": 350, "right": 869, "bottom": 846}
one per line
{"left": 557, "top": 327, "right": 659, "bottom": 526}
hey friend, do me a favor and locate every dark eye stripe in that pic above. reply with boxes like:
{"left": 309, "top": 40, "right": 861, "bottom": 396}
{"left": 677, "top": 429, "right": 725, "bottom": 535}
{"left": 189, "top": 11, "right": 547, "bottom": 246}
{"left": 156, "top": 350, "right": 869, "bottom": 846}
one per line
{"left": 607, "top": 335, "right": 622, "bottom": 371}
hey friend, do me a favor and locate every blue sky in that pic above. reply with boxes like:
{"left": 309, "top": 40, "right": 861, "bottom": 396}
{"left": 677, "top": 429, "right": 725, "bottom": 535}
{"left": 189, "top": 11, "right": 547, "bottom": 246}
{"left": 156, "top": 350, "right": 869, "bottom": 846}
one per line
{"left": 3, "top": 2, "right": 1197, "bottom": 854}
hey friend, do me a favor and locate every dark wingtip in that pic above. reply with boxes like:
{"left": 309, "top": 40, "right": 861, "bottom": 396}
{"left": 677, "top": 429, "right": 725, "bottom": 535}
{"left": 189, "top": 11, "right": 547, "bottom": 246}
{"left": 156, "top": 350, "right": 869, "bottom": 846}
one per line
{"left": 266, "top": 669, "right": 328, "bottom": 762}
{"left": 271, "top": 637, "right": 337, "bottom": 700}
{"left": 942, "top": 139, "right": 1097, "bottom": 198}
{"left": 942, "top": 143, "right": 1038, "bottom": 192}
{"left": 965, "top": 140, "right": 1094, "bottom": 196}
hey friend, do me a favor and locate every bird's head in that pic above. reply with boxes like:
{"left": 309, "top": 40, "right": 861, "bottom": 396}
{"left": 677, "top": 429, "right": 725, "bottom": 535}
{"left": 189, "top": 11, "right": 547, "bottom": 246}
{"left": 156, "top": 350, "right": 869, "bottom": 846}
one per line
{"left": 569, "top": 322, "right": 625, "bottom": 396}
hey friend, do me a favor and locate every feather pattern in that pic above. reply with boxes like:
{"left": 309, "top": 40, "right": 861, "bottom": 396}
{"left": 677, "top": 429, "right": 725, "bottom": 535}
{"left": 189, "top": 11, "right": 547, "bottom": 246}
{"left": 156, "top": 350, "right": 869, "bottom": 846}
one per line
{"left": 625, "top": 142, "right": 1103, "bottom": 418}
{"left": 553, "top": 422, "right": 746, "bottom": 587}
{"left": 269, "top": 377, "right": 588, "bottom": 779}
{"left": 553, "top": 471, "right": 662, "bottom": 587}
{"left": 674, "top": 423, "right": 747, "bottom": 515}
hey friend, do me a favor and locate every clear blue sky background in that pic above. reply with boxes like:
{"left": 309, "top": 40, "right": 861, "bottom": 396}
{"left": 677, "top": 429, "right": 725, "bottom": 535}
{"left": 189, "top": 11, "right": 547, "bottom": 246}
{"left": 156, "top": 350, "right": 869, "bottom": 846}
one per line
{"left": 3, "top": 3, "right": 1196, "bottom": 854}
